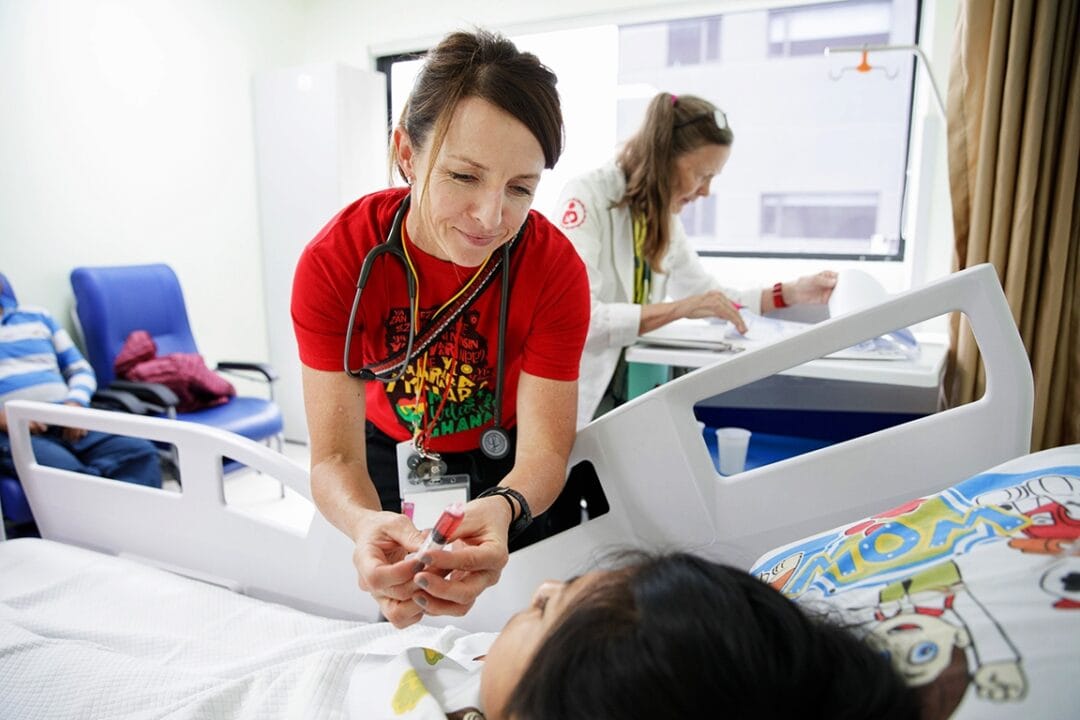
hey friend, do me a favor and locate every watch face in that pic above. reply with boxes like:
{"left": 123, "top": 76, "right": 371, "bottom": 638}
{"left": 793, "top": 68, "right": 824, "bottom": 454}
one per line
{"left": 480, "top": 427, "right": 510, "bottom": 460}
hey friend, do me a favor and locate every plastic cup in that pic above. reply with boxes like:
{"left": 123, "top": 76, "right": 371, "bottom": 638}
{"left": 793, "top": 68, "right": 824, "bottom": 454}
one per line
{"left": 715, "top": 427, "right": 752, "bottom": 475}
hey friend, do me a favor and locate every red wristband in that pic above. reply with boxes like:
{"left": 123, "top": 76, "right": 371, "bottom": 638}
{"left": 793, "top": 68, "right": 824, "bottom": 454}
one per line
{"left": 772, "top": 282, "right": 787, "bottom": 309}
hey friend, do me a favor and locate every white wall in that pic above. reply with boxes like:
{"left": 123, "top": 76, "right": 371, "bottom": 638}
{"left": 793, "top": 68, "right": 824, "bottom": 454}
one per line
{"left": 0, "top": 0, "right": 959, "bottom": 441}
{"left": 0, "top": 0, "right": 305, "bottom": 377}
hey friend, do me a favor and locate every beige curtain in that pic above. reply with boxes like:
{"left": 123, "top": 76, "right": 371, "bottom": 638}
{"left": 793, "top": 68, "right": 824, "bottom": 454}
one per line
{"left": 946, "top": 0, "right": 1080, "bottom": 451}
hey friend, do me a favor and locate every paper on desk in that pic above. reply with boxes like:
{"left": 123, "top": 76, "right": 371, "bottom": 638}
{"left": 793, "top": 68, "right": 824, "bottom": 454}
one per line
{"left": 824, "top": 269, "right": 920, "bottom": 360}
{"left": 639, "top": 270, "right": 919, "bottom": 360}
{"left": 638, "top": 319, "right": 743, "bottom": 352}
{"left": 714, "top": 269, "right": 895, "bottom": 344}
{"left": 828, "top": 269, "right": 889, "bottom": 317}
{"left": 724, "top": 313, "right": 811, "bottom": 342}
{"left": 719, "top": 270, "right": 919, "bottom": 360}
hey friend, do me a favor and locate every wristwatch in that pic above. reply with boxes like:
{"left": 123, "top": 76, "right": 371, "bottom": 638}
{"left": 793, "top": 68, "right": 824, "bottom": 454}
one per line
{"left": 476, "top": 485, "right": 533, "bottom": 540}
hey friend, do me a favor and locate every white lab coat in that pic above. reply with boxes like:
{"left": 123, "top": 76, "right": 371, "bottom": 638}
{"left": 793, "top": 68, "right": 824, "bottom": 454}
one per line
{"left": 556, "top": 162, "right": 761, "bottom": 428}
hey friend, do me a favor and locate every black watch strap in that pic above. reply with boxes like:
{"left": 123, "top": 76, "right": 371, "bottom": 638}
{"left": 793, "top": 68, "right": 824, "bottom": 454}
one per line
{"left": 476, "top": 486, "right": 533, "bottom": 540}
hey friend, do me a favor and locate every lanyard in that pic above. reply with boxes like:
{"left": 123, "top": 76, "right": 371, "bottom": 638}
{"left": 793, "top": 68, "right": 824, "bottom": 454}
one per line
{"left": 632, "top": 214, "right": 652, "bottom": 305}
{"left": 404, "top": 228, "right": 492, "bottom": 454}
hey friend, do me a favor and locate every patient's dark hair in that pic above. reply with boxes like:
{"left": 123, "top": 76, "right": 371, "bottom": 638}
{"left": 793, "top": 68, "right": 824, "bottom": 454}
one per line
{"left": 505, "top": 552, "right": 918, "bottom": 720}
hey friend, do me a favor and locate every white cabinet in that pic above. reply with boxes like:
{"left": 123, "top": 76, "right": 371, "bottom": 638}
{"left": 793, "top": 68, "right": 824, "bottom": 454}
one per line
{"left": 253, "top": 64, "right": 388, "bottom": 442}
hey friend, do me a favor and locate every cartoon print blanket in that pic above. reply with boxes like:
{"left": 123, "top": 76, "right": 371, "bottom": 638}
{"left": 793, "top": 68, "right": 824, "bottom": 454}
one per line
{"left": 751, "top": 446, "right": 1080, "bottom": 719}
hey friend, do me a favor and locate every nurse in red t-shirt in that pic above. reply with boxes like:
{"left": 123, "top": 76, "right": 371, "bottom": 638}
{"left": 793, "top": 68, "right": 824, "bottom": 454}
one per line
{"left": 291, "top": 29, "right": 589, "bottom": 628}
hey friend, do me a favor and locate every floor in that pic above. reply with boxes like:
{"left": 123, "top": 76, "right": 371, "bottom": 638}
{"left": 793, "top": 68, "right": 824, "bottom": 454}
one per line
{"left": 207, "top": 440, "right": 316, "bottom": 532}
{"left": 205, "top": 442, "right": 470, "bottom": 533}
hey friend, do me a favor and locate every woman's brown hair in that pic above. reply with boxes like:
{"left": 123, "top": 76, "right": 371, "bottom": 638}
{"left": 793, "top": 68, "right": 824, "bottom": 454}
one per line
{"left": 390, "top": 29, "right": 564, "bottom": 189}
{"left": 616, "top": 93, "right": 733, "bottom": 271}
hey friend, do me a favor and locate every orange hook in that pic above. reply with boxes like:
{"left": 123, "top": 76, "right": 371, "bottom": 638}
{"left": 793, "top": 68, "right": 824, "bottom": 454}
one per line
{"left": 856, "top": 49, "right": 872, "bottom": 73}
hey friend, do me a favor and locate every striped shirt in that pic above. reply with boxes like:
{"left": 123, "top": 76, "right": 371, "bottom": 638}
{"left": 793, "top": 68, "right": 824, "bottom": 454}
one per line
{"left": 0, "top": 295, "right": 96, "bottom": 409}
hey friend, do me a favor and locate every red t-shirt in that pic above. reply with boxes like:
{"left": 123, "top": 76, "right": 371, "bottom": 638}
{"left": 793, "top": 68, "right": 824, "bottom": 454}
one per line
{"left": 292, "top": 187, "right": 590, "bottom": 453}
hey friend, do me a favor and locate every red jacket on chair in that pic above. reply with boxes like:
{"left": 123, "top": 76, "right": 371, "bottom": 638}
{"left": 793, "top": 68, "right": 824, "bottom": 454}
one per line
{"left": 114, "top": 330, "right": 235, "bottom": 413}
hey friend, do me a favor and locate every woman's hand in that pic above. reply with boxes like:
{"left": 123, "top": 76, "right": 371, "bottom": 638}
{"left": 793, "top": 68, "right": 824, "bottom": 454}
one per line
{"left": 787, "top": 270, "right": 838, "bottom": 305}
{"left": 350, "top": 509, "right": 428, "bottom": 628}
{"left": 410, "top": 494, "right": 512, "bottom": 617}
{"left": 302, "top": 366, "right": 431, "bottom": 625}
{"left": 679, "top": 290, "right": 747, "bottom": 334}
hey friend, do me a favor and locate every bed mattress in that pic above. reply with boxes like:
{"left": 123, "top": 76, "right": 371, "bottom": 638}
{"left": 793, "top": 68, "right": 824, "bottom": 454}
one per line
{"left": 0, "top": 538, "right": 493, "bottom": 719}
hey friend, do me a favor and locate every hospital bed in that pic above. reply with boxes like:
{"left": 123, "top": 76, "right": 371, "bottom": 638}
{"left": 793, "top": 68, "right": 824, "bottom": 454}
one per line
{"left": 2, "top": 263, "right": 1076, "bottom": 718}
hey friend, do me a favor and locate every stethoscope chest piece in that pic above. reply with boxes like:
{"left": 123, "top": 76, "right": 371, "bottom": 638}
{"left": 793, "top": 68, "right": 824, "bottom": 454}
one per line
{"left": 479, "top": 427, "right": 511, "bottom": 460}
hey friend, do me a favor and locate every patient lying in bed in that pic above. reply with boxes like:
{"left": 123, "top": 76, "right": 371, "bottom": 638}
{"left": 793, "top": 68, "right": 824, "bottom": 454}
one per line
{"left": 355, "top": 456, "right": 1080, "bottom": 720}
{"left": 367, "top": 551, "right": 916, "bottom": 720}
{"left": 0, "top": 538, "right": 912, "bottom": 720}
{"left": 4, "top": 452, "right": 1077, "bottom": 719}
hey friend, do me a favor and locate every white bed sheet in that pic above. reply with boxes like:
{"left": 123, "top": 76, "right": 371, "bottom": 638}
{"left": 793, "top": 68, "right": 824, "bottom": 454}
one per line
{"left": 0, "top": 539, "right": 494, "bottom": 719}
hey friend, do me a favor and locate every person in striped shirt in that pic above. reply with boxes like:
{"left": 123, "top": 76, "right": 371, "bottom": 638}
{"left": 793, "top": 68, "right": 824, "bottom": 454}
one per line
{"left": 0, "top": 279, "right": 161, "bottom": 491}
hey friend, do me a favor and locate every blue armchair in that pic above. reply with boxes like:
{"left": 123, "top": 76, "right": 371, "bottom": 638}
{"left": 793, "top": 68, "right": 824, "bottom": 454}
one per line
{"left": 70, "top": 264, "right": 284, "bottom": 452}
{"left": 1, "top": 270, "right": 180, "bottom": 537}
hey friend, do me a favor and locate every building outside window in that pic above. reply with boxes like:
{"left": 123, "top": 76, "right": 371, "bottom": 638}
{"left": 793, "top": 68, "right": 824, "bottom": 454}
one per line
{"left": 620, "top": 0, "right": 917, "bottom": 260}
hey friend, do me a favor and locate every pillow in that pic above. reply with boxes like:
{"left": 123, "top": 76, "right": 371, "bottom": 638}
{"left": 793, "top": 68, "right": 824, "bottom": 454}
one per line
{"left": 751, "top": 450, "right": 1080, "bottom": 720}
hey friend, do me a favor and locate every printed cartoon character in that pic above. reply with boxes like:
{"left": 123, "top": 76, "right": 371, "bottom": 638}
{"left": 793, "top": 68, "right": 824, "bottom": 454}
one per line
{"left": 757, "top": 552, "right": 802, "bottom": 591}
{"left": 861, "top": 561, "right": 1026, "bottom": 705}
{"left": 386, "top": 648, "right": 485, "bottom": 719}
{"left": 754, "top": 495, "right": 1027, "bottom": 599}
{"left": 843, "top": 499, "right": 927, "bottom": 539}
{"left": 976, "top": 473, "right": 1080, "bottom": 554}
{"left": 1039, "top": 552, "right": 1080, "bottom": 610}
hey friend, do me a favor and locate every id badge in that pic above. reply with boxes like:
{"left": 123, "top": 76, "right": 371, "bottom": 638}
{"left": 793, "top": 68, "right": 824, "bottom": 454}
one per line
{"left": 396, "top": 439, "right": 469, "bottom": 529}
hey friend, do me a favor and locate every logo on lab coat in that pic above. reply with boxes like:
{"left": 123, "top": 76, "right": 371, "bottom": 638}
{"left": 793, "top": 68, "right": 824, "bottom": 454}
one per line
{"left": 560, "top": 198, "right": 586, "bottom": 229}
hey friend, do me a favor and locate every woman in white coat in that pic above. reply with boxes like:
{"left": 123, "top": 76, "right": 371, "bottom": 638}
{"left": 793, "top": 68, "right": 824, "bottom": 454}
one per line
{"left": 556, "top": 92, "right": 837, "bottom": 428}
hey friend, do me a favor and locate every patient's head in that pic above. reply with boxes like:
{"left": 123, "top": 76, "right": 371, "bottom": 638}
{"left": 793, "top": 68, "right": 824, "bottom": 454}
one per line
{"left": 482, "top": 551, "right": 918, "bottom": 720}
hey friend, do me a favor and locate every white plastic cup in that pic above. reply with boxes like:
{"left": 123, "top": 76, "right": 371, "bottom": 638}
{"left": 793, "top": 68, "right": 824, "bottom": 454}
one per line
{"left": 715, "top": 427, "right": 752, "bottom": 475}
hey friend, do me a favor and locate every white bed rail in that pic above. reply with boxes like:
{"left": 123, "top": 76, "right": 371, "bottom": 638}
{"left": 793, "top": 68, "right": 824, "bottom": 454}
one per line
{"left": 5, "top": 401, "right": 377, "bottom": 621}
{"left": 462, "top": 263, "right": 1033, "bottom": 629}
{"left": 7, "top": 264, "right": 1033, "bottom": 631}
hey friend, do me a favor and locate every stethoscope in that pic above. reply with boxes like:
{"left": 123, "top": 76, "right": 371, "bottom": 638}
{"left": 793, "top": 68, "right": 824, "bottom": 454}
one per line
{"left": 344, "top": 194, "right": 517, "bottom": 460}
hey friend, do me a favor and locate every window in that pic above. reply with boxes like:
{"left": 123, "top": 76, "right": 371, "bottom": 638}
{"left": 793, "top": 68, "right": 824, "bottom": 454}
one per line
{"left": 619, "top": 0, "right": 917, "bottom": 260}
{"left": 758, "top": 192, "right": 899, "bottom": 257}
{"left": 667, "top": 17, "right": 722, "bottom": 67}
{"left": 378, "top": 0, "right": 919, "bottom": 262}
{"left": 375, "top": 53, "right": 425, "bottom": 140}
{"left": 768, "top": 0, "right": 893, "bottom": 58}
{"left": 680, "top": 194, "right": 717, "bottom": 237}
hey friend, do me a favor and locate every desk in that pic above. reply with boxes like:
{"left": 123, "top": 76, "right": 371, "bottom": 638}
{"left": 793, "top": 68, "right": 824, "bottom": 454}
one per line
{"left": 626, "top": 334, "right": 946, "bottom": 436}
{"left": 626, "top": 340, "right": 948, "bottom": 415}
